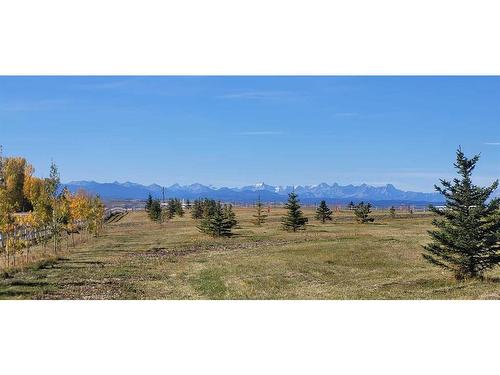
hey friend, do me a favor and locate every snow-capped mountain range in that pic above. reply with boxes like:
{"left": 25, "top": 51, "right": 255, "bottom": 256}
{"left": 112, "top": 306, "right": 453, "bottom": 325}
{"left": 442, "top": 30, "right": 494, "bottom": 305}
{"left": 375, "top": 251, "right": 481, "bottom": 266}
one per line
{"left": 63, "top": 180, "right": 445, "bottom": 204}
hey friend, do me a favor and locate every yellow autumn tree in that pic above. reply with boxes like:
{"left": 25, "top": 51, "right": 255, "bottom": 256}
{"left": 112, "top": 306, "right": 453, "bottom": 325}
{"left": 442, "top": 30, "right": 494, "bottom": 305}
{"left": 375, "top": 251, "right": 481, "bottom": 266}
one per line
{"left": 3, "top": 157, "right": 31, "bottom": 212}
{"left": 0, "top": 148, "right": 106, "bottom": 267}
{"left": 23, "top": 175, "right": 53, "bottom": 249}
{"left": 88, "top": 195, "right": 105, "bottom": 238}
{"left": 14, "top": 213, "right": 37, "bottom": 263}
{"left": 0, "top": 188, "right": 16, "bottom": 266}
{"left": 56, "top": 187, "right": 73, "bottom": 249}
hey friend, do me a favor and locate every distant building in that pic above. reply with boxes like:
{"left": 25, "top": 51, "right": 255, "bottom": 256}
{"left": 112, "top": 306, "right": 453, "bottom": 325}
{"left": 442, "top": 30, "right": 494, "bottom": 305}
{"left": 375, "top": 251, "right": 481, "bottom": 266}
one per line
{"left": 160, "top": 199, "right": 188, "bottom": 209}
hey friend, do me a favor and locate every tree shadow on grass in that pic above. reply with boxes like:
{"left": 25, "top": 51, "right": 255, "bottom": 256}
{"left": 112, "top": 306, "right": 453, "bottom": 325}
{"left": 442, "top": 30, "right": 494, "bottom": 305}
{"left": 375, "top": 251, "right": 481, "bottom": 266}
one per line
{"left": 5, "top": 279, "right": 49, "bottom": 287}
{"left": 0, "top": 289, "right": 34, "bottom": 298}
{"left": 56, "top": 259, "right": 106, "bottom": 269}
{"left": 60, "top": 260, "right": 105, "bottom": 266}
{"left": 483, "top": 276, "right": 500, "bottom": 283}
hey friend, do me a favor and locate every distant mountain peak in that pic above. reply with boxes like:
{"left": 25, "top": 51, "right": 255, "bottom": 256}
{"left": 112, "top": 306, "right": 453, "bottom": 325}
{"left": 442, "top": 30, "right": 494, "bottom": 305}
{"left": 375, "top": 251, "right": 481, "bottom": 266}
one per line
{"left": 62, "top": 180, "right": 442, "bottom": 204}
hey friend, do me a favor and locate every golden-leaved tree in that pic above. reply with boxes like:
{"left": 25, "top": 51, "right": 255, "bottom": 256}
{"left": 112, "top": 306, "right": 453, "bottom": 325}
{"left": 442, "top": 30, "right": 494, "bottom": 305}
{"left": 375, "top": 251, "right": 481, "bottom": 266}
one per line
{"left": 1, "top": 148, "right": 106, "bottom": 266}
{"left": 3, "top": 157, "right": 31, "bottom": 212}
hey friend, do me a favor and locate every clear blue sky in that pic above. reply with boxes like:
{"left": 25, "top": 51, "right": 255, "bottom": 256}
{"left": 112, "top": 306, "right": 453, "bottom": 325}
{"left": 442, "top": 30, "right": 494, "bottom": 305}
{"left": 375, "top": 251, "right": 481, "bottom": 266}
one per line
{"left": 1, "top": 76, "right": 499, "bottom": 192}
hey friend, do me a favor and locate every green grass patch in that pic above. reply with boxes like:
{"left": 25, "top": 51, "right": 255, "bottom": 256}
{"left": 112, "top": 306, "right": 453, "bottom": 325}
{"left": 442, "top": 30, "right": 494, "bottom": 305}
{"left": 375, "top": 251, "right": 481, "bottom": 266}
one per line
{"left": 193, "top": 268, "right": 228, "bottom": 299}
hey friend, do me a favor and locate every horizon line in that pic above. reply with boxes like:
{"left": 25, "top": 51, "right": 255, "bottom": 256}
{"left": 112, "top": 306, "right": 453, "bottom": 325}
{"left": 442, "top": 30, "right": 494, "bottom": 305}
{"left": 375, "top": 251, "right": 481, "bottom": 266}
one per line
{"left": 62, "top": 179, "right": 438, "bottom": 194}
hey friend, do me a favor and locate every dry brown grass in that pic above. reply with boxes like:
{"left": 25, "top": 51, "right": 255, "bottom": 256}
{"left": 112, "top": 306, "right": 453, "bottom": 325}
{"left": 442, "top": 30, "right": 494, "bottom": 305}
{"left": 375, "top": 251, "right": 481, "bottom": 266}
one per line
{"left": 1, "top": 207, "right": 499, "bottom": 299}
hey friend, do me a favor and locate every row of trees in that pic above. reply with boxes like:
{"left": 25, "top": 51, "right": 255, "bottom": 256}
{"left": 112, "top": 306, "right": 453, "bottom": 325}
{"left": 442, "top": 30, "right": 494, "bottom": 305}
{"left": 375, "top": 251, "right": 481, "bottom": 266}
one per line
{"left": 145, "top": 148, "right": 499, "bottom": 281}
{"left": 146, "top": 197, "right": 239, "bottom": 237}
{"left": 0, "top": 148, "right": 105, "bottom": 267}
{"left": 316, "top": 200, "right": 375, "bottom": 224}
{"left": 281, "top": 194, "right": 376, "bottom": 231}
{"left": 282, "top": 150, "right": 500, "bottom": 281}
{"left": 146, "top": 191, "right": 377, "bottom": 236}
{"left": 145, "top": 195, "right": 185, "bottom": 223}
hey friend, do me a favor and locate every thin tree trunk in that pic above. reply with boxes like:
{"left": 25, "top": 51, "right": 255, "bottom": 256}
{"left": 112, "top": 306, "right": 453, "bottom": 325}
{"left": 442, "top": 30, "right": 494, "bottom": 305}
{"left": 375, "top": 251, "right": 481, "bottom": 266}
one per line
{"left": 53, "top": 227, "right": 57, "bottom": 254}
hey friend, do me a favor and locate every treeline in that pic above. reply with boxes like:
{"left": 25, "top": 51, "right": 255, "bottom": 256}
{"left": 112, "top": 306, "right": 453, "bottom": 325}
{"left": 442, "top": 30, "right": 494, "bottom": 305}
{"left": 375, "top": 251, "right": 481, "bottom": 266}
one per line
{"left": 144, "top": 191, "right": 380, "bottom": 238}
{"left": 0, "top": 148, "right": 105, "bottom": 268}
{"left": 145, "top": 197, "right": 238, "bottom": 237}
{"left": 145, "top": 195, "right": 186, "bottom": 223}
{"left": 280, "top": 193, "right": 376, "bottom": 230}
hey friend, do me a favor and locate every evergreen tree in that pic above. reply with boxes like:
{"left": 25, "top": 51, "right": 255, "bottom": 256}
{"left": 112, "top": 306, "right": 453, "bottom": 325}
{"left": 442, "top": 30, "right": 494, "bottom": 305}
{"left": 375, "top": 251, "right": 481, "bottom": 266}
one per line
{"left": 252, "top": 196, "right": 268, "bottom": 226}
{"left": 223, "top": 203, "right": 238, "bottom": 228}
{"left": 281, "top": 192, "right": 308, "bottom": 232}
{"left": 202, "top": 198, "right": 216, "bottom": 218}
{"left": 145, "top": 193, "right": 153, "bottom": 212}
{"left": 348, "top": 201, "right": 355, "bottom": 210}
{"left": 166, "top": 198, "right": 176, "bottom": 220}
{"left": 185, "top": 199, "right": 191, "bottom": 209}
{"left": 174, "top": 198, "right": 185, "bottom": 217}
{"left": 315, "top": 200, "right": 333, "bottom": 223}
{"left": 423, "top": 148, "right": 500, "bottom": 280}
{"left": 148, "top": 199, "right": 162, "bottom": 223}
{"left": 389, "top": 206, "right": 396, "bottom": 218}
{"left": 197, "top": 201, "right": 237, "bottom": 237}
{"left": 354, "top": 202, "right": 374, "bottom": 223}
{"left": 191, "top": 199, "right": 204, "bottom": 219}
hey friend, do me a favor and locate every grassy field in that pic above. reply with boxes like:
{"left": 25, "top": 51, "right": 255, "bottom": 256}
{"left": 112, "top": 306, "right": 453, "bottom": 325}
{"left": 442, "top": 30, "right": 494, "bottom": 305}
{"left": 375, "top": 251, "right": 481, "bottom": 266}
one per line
{"left": 1, "top": 207, "right": 499, "bottom": 300}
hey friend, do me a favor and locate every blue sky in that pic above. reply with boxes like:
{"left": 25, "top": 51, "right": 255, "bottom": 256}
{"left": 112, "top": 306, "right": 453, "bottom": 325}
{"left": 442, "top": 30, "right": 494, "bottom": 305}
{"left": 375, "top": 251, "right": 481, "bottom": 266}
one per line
{"left": 0, "top": 76, "right": 499, "bottom": 192}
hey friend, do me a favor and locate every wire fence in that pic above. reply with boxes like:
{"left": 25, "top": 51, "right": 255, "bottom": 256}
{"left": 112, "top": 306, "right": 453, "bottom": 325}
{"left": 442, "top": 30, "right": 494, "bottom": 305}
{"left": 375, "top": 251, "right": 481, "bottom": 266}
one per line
{"left": 0, "top": 207, "right": 125, "bottom": 270}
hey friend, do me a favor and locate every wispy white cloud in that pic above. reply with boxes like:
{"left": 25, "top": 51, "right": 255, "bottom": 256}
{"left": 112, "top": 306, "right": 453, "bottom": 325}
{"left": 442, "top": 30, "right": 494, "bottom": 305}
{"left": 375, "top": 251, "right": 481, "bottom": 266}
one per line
{"left": 237, "top": 131, "right": 285, "bottom": 136}
{"left": 485, "top": 142, "right": 500, "bottom": 145}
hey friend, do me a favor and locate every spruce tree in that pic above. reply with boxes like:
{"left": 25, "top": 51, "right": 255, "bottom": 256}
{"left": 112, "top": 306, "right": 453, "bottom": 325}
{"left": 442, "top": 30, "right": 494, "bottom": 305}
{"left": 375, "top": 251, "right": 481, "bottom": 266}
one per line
{"left": 148, "top": 199, "right": 162, "bottom": 223}
{"left": 223, "top": 203, "right": 238, "bottom": 228}
{"left": 354, "top": 202, "right": 374, "bottom": 223}
{"left": 389, "top": 206, "right": 396, "bottom": 218}
{"left": 423, "top": 148, "right": 500, "bottom": 280}
{"left": 348, "top": 201, "right": 355, "bottom": 210}
{"left": 315, "top": 200, "right": 333, "bottom": 223}
{"left": 197, "top": 201, "right": 237, "bottom": 237}
{"left": 166, "top": 198, "right": 176, "bottom": 220}
{"left": 252, "top": 196, "right": 268, "bottom": 226}
{"left": 145, "top": 193, "right": 153, "bottom": 212}
{"left": 191, "top": 199, "right": 203, "bottom": 219}
{"left": 281, "top": 192, "right": 308, "bottom": 232}
{"left": 173, "top": 198, "right": 184, "bottom": 217}
{"left": 202, "top": 198, "right": 216, "bottom": 218}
